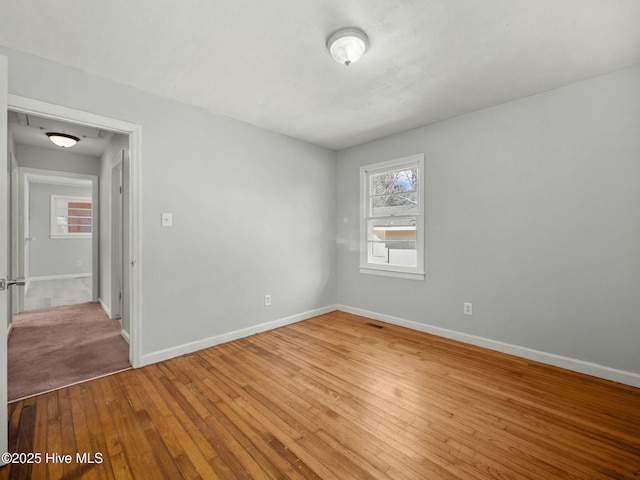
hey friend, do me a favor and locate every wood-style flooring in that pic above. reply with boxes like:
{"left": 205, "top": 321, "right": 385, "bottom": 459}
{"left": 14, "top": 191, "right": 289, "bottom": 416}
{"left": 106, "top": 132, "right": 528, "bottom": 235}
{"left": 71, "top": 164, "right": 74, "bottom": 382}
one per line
{"left": 2, "top": 311, "right": 639, "bottom": 479}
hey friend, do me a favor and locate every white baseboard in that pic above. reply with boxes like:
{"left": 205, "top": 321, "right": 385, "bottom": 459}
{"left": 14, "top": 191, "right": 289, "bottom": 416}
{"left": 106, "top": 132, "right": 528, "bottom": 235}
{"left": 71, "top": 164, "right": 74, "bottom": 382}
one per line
{"left": 29, "top": 273, "right": 91, "bottom": 281}
{"left": 337, "top": 304, "right": 640, "bottom": 389}
{"left": 98, "top": 298, "right": 112, "bottom": 319}
{"left": 7, "top": 323, "right": 12, "bottom": 339}
{"left": 141, "top": 305, "right": 337, "bottom": 366}
{"left": 99, "top": 297, "right": 128, "bottom": 343}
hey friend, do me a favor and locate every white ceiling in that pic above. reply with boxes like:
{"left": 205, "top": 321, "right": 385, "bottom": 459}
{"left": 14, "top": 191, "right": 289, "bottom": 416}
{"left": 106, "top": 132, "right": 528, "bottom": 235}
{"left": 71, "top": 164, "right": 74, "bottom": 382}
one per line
{"left": 1, "top": 0, "right": 639, "bottom": 150}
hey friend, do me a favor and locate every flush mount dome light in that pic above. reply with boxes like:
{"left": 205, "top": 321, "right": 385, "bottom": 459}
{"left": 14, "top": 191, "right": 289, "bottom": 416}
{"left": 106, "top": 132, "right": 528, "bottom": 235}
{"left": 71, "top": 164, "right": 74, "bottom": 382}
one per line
{"left": 46, "top": 132, "right": 80, "bottom": 148}
{"left": 327, "top": 27, "right": 369, "bottom": 66}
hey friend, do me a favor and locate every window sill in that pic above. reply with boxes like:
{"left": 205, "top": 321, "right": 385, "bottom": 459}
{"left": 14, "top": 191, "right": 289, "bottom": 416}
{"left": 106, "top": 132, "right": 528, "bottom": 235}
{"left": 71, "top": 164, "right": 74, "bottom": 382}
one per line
{"left": 359, "top": 266, "right": 425, "bottom": 281}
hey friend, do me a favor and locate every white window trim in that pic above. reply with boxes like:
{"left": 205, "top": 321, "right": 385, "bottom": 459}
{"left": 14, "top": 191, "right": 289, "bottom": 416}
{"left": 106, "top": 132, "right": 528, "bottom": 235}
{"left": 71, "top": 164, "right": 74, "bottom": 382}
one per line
{"left": 359, "top": 154, "right": 425, "bottom": 281}
{"left": 50, "top": 194, "right": 93, "bottom": 239}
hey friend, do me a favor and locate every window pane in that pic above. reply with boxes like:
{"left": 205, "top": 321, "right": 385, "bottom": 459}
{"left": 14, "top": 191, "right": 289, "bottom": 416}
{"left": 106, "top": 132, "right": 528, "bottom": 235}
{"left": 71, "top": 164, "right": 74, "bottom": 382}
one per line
{"left": 370, "top": 167, "right": 419, "bottom": 195}
{"left": 367, "top": 217, "right": 417, "bottom": 267}
{"left": 52, "top": 197, "right": 92, "bottom": 236}
{"left": 68, "top": 202, "right": 92, "bottom": 233}
{"left": 54, "top": 217, "right": 68, "bottom": 235}
{"left": 371, "top": 191, "right": 418, "bottom": 217}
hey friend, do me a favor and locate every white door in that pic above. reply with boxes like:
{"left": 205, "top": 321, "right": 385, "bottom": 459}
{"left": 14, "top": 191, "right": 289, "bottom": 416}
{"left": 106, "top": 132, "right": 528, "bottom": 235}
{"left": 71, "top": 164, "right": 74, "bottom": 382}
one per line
{"left": 111, "top": 162, "right": 123, "bottom": 318}
{"left": 10, "top": 152, "right": 19, "bottom": 314}
{"left": 0, "top": 54, "right": 11, "bottom": 461}
{"left": 22, "top": 177, "right": 30, "bottom": 310}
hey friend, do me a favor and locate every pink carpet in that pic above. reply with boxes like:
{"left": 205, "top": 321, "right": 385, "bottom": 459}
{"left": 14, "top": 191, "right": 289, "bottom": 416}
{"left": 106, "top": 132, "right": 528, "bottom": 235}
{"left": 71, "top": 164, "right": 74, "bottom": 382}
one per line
{"left": 8, "top": 302, "right": 131, "bottom": 402}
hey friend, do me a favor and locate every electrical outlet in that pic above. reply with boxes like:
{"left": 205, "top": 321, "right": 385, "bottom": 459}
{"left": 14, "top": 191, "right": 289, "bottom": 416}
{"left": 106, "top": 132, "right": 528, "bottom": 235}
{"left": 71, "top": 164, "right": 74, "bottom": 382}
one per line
{"left": 264, "top": 294, "right": 272, "bottom": 306}
{"left": 464, "top": 302, "right": 473, "bottom": 316}
{"left": 161, "top": 212, "right": 173, "bottom": 227}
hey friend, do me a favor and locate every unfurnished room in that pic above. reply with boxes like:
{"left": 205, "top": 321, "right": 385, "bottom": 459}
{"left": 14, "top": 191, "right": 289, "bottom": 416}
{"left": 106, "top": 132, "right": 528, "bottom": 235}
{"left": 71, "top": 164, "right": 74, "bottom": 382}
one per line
{"left": 0, "top": 1, "right": 639, "bottom": 479}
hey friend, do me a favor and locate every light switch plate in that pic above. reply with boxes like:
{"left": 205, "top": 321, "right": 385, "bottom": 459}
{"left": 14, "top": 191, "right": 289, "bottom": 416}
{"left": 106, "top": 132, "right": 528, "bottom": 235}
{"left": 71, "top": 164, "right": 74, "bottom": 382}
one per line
{"left": 161, "top": 213, "right": 173, "bottom": 227}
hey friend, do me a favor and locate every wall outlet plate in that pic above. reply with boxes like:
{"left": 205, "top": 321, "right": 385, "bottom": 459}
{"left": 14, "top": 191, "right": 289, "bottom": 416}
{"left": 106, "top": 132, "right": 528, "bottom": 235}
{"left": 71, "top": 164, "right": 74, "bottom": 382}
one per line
{"left": 264, "top": 294, "right": 272, "bottom": 306}
{"left": 464, "top": 302, "right": 473, "bottom": 316}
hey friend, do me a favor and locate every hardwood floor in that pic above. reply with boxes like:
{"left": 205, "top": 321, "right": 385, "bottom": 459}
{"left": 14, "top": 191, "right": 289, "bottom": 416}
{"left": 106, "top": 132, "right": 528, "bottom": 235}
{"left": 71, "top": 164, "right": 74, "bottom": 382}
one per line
{"left": 2, "top": 310, "right": 639, "bottom": 479}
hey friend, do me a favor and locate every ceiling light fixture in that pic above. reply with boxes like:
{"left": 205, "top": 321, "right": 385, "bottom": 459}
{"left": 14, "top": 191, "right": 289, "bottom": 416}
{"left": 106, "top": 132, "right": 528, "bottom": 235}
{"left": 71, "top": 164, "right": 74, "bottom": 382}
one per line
{"left": 46, "top": 132, "right": 80, "bottom": 148}
{"left": 327, "top": 27, "right": 369, "bottom": 66}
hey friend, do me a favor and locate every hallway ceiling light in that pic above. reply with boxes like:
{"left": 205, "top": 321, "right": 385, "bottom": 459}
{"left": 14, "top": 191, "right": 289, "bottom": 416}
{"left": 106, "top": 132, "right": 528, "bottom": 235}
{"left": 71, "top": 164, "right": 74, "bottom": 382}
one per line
{"left": 46, "top": 132, "right": 80, "bottom": 148}
{"left": 327, "top": 27, "right": 369, "bottom": 66}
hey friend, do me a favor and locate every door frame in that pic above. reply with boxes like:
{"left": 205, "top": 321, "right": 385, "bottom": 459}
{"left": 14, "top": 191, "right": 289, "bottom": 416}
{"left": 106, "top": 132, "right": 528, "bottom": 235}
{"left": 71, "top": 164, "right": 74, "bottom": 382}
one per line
{"left": 18, "top": 168, "right": 99, "bottom": 307}
{"left": 9, "top": 152, "right": 19, "bottom": 314}
{"left": 1, "top": 54, "right": 8, "bottom": 462}
{"left": 7, "top": 94, "right": 143, "bottom": 368}
{"left": 111, "top": 161, "right": 123, "bottom": 320}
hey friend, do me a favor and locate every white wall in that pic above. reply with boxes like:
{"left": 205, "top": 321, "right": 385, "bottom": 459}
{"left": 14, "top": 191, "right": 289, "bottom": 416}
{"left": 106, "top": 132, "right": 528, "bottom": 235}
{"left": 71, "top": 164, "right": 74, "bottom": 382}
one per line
{"left": 1, "top": 47, "right": 338, "bottom": 360}
{"left": 28, "top": 182, "right": 92, "bottom": 278}
{"left": 337, "top": 65, "right": 640, "bottom": 380}
{"left": 16, "top": 143, "right": 100, "bottom": 176}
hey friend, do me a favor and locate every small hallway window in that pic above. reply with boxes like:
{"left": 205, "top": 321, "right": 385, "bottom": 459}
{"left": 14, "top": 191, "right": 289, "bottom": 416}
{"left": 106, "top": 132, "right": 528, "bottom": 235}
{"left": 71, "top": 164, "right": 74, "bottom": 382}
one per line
{"left": 51, "top": 195, "right": 93, "bottom": 238}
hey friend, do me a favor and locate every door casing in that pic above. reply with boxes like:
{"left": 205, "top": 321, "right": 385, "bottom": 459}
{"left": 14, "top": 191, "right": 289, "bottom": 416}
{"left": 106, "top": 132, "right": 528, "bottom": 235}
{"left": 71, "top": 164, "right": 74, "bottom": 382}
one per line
{"left": 7, "top": 94, "right": 143, "bottom": 368}
{"left": 1, "top": 53, "right": 9, "bottom": 463}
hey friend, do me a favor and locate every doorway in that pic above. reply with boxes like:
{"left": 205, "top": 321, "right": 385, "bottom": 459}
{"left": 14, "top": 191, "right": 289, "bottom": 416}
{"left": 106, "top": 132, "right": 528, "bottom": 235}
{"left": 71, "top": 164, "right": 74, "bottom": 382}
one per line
{"left": 18, "top": 169, "right": 98, "bottom": 312}
{"left": 6, "top": 95, "right": 142, "bottom": 373}
{"left": 7, "top": 110, "right": 133, "bottom": 400}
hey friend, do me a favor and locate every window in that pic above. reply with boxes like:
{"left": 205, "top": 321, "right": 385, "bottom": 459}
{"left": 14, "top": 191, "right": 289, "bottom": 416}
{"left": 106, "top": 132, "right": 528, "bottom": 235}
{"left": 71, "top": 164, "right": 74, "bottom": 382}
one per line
{"left": 360, "top": 154, "right": 424, "bottom": 280}
{"left": 51, "top": 195, "right": 93, "bottom": 238}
